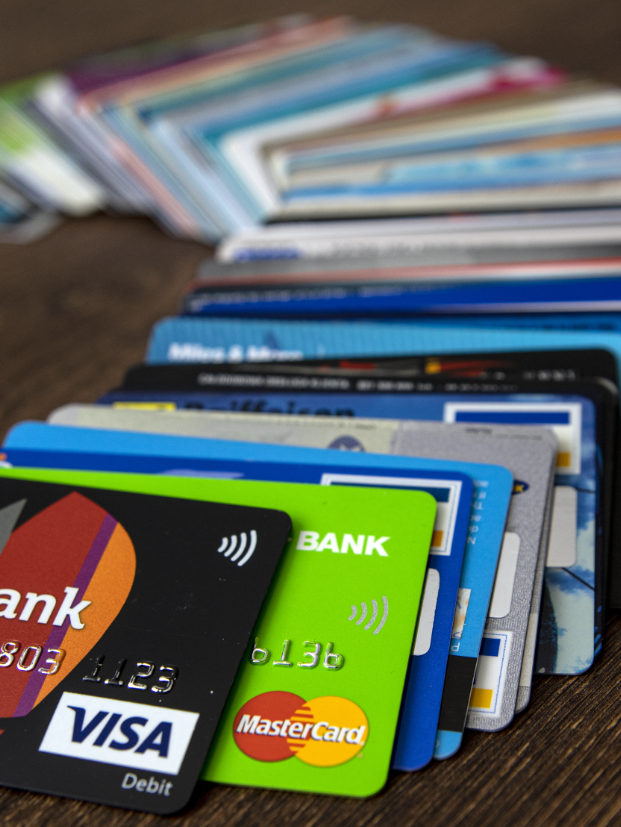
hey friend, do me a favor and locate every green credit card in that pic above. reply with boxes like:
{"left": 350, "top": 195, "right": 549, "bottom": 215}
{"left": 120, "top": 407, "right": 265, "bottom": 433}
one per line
{"left": 0, "top": 467, "right": 436, "bottom": 797}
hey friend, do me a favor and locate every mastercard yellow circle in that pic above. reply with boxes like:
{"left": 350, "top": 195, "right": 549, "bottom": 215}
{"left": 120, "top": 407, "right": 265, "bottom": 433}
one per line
{"left": 287, "top": 696, "right": 368, "bottom": 767}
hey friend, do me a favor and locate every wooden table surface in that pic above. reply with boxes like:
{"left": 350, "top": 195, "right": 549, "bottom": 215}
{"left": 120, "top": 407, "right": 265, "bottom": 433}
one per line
{"left": 0, "top": 1, "right": 620, "bottom": 824}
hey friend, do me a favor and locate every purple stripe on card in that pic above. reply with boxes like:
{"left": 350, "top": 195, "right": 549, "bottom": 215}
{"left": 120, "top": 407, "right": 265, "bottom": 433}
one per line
{"left": 72, "top": 513, "right": 118, "bottom": 597}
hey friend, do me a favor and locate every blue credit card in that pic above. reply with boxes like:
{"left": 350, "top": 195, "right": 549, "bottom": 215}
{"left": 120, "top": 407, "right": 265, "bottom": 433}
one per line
{"left": 2, "top": 421, "right": 512, "bottom": 764}
{"left": 182, "top": 275, "right": 621, "bottom": 319}
{"left": 91, "top": 386, "right": 601, "bottom": 679}
{"left": 144, "top": 317, "right": 621, "bottom": 387}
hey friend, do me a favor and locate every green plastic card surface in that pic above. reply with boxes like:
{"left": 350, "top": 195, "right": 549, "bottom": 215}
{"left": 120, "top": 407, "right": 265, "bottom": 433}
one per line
{"left": 0, "top": 467, "right": 436, "bottom": 797}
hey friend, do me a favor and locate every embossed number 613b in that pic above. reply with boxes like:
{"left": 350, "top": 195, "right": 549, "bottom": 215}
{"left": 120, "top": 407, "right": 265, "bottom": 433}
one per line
{"left": 250, "top": 638, "right": 344, "bottom": 670}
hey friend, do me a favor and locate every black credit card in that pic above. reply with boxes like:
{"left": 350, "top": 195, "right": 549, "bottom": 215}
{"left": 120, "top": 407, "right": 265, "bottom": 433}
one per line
{"left": 119, "top": 348, "right": 620, "bottom": 389}
{"left": 0, "top": 477, "right": 290, "bottom": 813}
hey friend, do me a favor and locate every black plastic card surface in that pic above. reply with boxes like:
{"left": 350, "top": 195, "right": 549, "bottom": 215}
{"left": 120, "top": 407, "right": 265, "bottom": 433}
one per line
{"left": 119, "top": 348, "right": 619, "bottom": 389}
{"left": 0, "top": 477, "right": 291, "bottom": 813}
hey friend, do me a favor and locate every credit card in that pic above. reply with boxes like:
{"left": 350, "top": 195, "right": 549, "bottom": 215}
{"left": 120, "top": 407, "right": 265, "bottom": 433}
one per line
{"left": 1, "top": 424, "right": 475, "bottom": 771}
{"left": 182, "top": 271, "right": 621, "bottom": 320}
{"left": 201, "top": 347, "right": 617, "bottom": 386}
{"left": 143, "top": 316, "right": 621, "bottom": 389}
{"left": 120, "top": 347, "right": 620, "bottom": 387}
{"left": 441, "top": 391, "right": 611, "bottom": 678}
{"left": 0, "top": 473, "right": 290, "bottom": 812}
{"left": 214, "top": 209, "right": 621, "bottom": 262}
{"left": 0, "top": 466, "right": 436, "bottom": 796}
{"left": 183, "top": 254, "right": 621, "bottom": 321}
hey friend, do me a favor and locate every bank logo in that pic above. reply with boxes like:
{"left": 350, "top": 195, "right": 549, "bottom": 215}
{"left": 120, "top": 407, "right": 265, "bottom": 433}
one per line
{"left": 233, "top": 691, "right": 368, "bottom": 767}
{"left": 296, "top": 531, "right": 389, "bottom": 556}
{"left": 217, "top": 530, "right": 258, "bottom": 566}
{"left": 39, "top": 692, "right": 199, "bottom": 775}
{"left": 348, "top": 597, "right": 389, "bottom": 634}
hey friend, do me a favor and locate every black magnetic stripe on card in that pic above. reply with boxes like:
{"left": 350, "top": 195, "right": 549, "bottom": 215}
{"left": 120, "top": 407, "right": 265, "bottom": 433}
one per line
{"left": 437, "top": 655, "right": 478, "bottom": 733}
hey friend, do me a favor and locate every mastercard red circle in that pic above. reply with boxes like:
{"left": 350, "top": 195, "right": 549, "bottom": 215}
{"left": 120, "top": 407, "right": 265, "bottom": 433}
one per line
{"left": 233, "top": 691, "right": 305, "bottom": 762}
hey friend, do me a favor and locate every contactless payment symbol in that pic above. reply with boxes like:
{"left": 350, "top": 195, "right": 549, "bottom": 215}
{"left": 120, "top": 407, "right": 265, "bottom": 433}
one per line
{"left": 0, "top": 493, "right": 136, "bottom": 719}
{"left": 217, "top": 530, "right": 258, "bottom": 566}
{"left": 233, "top": 691, "right": 368, "bottom": 767}
{"left": 348, "top": 597, "right": 389, "bottom": 634}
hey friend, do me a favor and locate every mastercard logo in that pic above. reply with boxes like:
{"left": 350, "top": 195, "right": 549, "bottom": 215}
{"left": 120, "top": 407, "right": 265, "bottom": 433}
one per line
{"left": 233, "top": 691, "right": 368, "bottom": 767}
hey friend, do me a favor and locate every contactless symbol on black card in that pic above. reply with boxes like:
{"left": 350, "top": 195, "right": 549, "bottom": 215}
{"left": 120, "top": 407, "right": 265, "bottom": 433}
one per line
{"left": 217, "top": 530, "right": 257, "bottom": 566}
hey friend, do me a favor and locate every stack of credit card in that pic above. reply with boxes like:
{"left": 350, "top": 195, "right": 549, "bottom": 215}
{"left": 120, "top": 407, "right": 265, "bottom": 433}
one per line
{"left": 1, "top": 337, "right": 619, "bottom": 811}
{"left": 2, "top": 11, "right": 621, "bottom": 818}
{"left": 2, "top": 14, "right": 621, "bottom": 256}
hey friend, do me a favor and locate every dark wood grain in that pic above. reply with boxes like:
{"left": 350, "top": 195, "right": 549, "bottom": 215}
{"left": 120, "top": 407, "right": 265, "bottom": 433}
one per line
{"left": 0, "top": 1, "right": 620, "bottom": 824}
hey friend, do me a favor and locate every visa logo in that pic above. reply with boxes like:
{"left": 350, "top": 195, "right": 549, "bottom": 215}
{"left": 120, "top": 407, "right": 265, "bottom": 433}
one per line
{"left": 296, "top": 531, "right": 389, "bottom": 556}
{"left": 39, "top": 692, "right": 199, "bottom": 775}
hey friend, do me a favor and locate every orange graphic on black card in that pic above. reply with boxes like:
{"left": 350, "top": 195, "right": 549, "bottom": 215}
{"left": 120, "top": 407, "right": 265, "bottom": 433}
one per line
{"left": 0, "top": 492, "right": 135, "bottom": 718}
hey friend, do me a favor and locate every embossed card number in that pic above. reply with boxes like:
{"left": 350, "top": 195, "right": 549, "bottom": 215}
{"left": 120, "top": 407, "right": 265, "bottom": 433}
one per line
{"left": 0, "top": 641, "right": 65, "bottom": 674}
{"left": 83, "top": 655, "right": 179, "bottom": 694}
{"left": 251, "top": 638, "right": 344, "bottom": 670}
